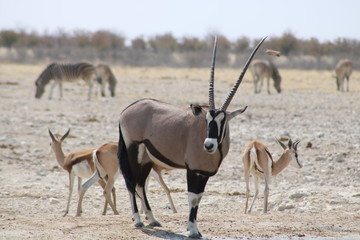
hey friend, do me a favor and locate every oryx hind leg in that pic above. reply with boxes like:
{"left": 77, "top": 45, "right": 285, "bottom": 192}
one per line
{"left": 136, "top": 150, "right": 160, "bottom": 226}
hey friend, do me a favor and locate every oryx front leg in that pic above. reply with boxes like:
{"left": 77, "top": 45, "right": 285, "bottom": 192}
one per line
{"left": 187, "top": 170, "right": 209, "bottom": 238}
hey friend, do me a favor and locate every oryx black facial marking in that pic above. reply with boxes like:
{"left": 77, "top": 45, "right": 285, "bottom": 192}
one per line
{"left": 204, "top": 110, "right": 227, "bottom": 153}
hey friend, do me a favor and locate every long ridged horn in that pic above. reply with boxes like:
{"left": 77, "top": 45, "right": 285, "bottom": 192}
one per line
{"left": 209, "top": 35, "right": 217, "bottom": 110}
{"left": 220, "top": 36, "right": 267, "bottom": 111}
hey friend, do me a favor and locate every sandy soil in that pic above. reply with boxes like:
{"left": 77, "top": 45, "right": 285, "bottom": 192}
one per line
{"left": 0, "top": 64, "right": 360, "bottom": 240}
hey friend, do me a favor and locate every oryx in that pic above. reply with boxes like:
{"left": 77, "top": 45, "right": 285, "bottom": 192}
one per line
{"left": 118, "top": 36, "right": 266, "bottom": 238}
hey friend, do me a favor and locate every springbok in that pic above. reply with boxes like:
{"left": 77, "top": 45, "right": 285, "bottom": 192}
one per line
{"left": 77, "top": 142, "right": 177, "bottom": 216}
{"left": 35, "top": 62, "right": 96, "bottom": 100}
{"left": 48, "top": 128, "right": 115, "bottom": 216}
{"left": 250, "top": 59, "right": 281, "bottom": 94}
{"left": 335, "top": 59, "right": 353, "bottom": 92}
{"left": 242, "top": 139, "right": 301, "bottom": 214}
{"left": 118, "top": 36, "right": 266, "bottom": 238}
{"left": 95, "top": 64, "right": 117, "bottom": 97}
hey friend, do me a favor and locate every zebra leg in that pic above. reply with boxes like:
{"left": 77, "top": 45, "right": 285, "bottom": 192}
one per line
{"left": 87, "top": 80, "right": 93, "bottom": 100}
{"left": 253, "top": 76, "right": 259, "bottom": 93}
{"left": 48, "top": 80, "right": 58, "bottom": 100}
{"left": 187, "top": 169, "right": 209, "bottom": 238}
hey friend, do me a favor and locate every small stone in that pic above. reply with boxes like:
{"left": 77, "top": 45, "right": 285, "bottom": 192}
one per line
{"left": 278, "top": 204, "right": 295, "bottom": 211}
{"left": 49, "top": 198, "right": 59, "bottom": 204}
{"left": 315, "top": 156, "right": 327, "bottom": 162}
{"left": 289, "top": 192, "right": 308, "bottom": 199}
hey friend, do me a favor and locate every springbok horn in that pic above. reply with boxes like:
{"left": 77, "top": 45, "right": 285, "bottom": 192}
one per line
{"left": 48, "top": 128, "right": 56, "bottom": 142}
{"left": 61, "top": 128, "right": 71, "bottom": 141}
{"left": 220, "top": 36, "right": 267, "bottom": 111}
{"left": 209, "top": 35, "right": 217, "bottom": 110}
{"left": 276, "top": 138, "right": 287, "bottom": 150}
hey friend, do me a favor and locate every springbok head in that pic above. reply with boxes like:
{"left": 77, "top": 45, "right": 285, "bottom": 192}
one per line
{"left": 192, "top": 36, "right": 267, "bottom": 154}
{"left": 48, "top": 128, "right": 71, "bottom": 149}
{"left": 276, "top": 138, "right": 302, "bottom": 168}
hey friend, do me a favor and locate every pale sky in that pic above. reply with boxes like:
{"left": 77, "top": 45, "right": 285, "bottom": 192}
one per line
{"left": 1, "top": 0, "right": 359, "bottom": 42}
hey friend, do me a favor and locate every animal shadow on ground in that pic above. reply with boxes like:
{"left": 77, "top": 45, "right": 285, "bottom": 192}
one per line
{"left": 141, "top": 226, "right": 192, "bottom": 240}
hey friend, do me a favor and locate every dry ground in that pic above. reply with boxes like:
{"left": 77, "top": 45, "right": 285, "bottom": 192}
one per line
{"left": 0, "top": 63, "right": 360, "bottom": 240}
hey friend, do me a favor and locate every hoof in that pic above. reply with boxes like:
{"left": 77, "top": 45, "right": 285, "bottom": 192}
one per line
{"left": 148, "top": 221, "right": 162, "bottom": 227}
{"left": 135, "top": 222, "right": 145, "bottom": 228}
{"left": 189, "top": 232, "right": 202, "bottom": 238}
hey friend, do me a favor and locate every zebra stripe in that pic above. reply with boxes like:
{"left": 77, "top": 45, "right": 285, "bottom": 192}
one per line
{"left": 35, "top": 62, "right": 96, "bottom": 100}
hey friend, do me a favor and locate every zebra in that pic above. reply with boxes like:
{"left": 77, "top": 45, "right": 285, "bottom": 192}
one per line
{"left": 95, "top": 64, "right": 117, "bottom": 97}
{"left": 35, "top": 62, "right": 96, "bottom": 100}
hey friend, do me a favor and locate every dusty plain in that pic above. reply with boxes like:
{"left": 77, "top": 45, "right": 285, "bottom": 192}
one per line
{"left": 0, "top": 63, "right": 359, "bottom": 239}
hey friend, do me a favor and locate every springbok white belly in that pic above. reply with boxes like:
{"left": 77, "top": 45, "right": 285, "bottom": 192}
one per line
{"left": 73, "top": 161, "right": 93, "bottom": 179}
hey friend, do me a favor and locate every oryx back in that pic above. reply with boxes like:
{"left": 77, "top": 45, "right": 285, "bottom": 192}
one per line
{"left": 119, "top": 98, "right": 230, "bottom": 174}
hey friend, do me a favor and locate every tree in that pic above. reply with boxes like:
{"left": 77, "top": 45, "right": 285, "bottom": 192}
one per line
{"left": 0, "top": 30, "right": 19, "bottom": 48}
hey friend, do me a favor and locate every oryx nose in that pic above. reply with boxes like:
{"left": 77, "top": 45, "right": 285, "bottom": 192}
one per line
{"left": 204, "top": 142, "right": 214, "bottom": 150}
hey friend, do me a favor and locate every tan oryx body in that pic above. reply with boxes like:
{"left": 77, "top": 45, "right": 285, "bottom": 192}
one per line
{"left": 95, "top": 64, "right": 117, "bottom": 97}
{"left": 118, "top": 36, "right": 266, "bottom": 238}
{"left": 35, "top": 62, "right": 96, "bottom": 100}
{"left": 78, "top": 142, "right": 177, "bottom": 216}
{"left": 250, "top": 59, "right": 281, "bottom": 94}
{"left": 242, "top": 139, "right": 301, "bottom": 214}
{"left": 48, "top": 129, "right": 114, "bottom": 217}
{"left": 335, "top": 59, "right": 353, "bottom": 92}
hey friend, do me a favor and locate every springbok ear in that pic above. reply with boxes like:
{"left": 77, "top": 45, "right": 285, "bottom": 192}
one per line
{"left": 61, "top": 128, "right": 71, "bottom": 141}
{"left": 190, "top": 104, "right": 206, "bottom": 116}
{"left": 48, "top": 128, "right": 56, "bottom": 142}
{"left": 228, "top": 106, "right": 248, "bottom": 120}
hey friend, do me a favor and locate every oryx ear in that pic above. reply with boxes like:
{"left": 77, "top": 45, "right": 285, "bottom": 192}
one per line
{"left": 190, "top": 104, "right": 206, "bottom": 116}
{"left": 228, "top": 106, "right": 248, "bottom": 120}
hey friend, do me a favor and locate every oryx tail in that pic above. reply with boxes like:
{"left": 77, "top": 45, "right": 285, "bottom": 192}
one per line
{"left": 118, "top": 123, "right": 135, "bottom": 193}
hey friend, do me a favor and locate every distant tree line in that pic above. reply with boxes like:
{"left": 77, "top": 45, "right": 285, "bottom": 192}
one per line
{"left": 0, "top": 29, "right": 359, "bottom": 69}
